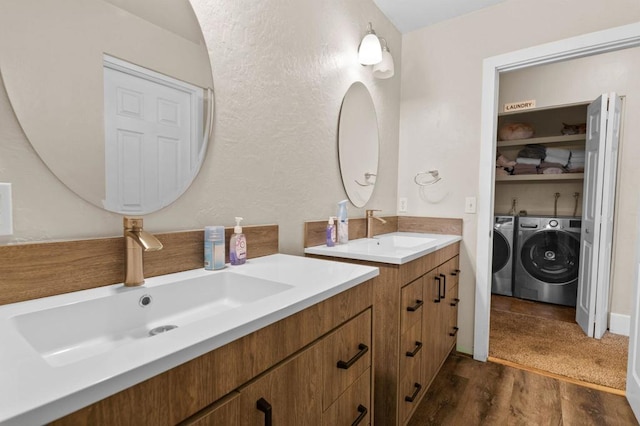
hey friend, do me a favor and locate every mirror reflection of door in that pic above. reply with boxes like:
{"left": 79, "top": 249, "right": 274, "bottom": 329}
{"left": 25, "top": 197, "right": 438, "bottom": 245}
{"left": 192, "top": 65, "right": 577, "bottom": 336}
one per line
{"left": 103, "top": 56, "right": 203, "bottom": 213}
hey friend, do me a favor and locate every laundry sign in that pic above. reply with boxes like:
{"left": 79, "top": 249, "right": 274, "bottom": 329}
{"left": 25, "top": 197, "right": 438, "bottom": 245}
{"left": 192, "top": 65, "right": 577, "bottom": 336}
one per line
{"left": 504, "top": 99, "right": 536, "bottom": 112}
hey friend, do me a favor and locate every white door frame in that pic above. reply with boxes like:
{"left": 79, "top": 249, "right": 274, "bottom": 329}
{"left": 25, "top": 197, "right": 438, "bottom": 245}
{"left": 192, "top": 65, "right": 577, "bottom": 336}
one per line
{"left": 474, "top": 22, "right": 640, "bottom": 362}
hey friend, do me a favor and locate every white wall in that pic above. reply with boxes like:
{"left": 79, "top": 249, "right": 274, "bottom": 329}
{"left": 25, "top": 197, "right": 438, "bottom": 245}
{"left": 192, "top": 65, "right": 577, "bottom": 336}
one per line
{"left": 399, "top": 0, "right": 640, "bottom": 353}
{"left": 498, "top": 47, "right": 640, "bottom": 321}
{"left": 0, "top": 0, "right": 401, "bottom": 257}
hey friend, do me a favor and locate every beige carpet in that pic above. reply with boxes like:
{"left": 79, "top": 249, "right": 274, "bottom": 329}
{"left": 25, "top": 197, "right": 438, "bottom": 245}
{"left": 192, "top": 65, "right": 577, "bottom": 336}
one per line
{"left": 489, "top": 309, "right": 628, "bottom": 390}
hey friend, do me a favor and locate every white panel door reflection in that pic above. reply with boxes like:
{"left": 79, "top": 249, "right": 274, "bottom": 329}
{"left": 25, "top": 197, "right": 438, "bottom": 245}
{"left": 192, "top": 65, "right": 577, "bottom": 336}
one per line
{"left": 104, "top": 60, "right": 198, "bottom": 214}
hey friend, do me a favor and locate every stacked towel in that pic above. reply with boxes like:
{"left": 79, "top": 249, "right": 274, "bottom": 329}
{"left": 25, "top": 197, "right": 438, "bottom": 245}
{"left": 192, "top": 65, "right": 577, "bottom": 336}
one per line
{"left": 517, "top": 144, "right": 546, "bottom": 159}
{"left": 513, "top": 164, "right": 538, "bottom": 175}
{"left": 538, "top": 161, "right": 565, "bottom": 174}
{"left": 516, "top": 157, "right": 541, "bottom": 166}
{"left": 544, "top": 148, "right": 571, "bottom": 166}
{"left": 567, "top": 149, "right": 585, "bottom": 172}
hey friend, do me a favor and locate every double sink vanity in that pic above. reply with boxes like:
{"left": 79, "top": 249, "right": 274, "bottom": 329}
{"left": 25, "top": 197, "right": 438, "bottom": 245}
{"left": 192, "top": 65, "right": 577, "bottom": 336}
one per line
{"left": 0, "top": 217, "right": 461, "bottom": 425}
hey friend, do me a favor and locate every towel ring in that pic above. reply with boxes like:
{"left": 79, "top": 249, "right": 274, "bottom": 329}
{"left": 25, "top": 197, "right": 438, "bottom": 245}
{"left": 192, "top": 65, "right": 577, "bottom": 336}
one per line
{"left": 355, "top": 172, "right": 377, "bottom": 187}
{"left": 414, "top": 170, "right": 442, "bottom": 186}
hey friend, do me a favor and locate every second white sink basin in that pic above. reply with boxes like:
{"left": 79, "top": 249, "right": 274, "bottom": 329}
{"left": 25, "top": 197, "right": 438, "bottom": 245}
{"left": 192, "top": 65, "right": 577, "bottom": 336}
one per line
{"left": 305, "top": 232, "right": 462, "bottom": 264}
{"left": 12, "top": 272, "right": 293, "bottom": 367}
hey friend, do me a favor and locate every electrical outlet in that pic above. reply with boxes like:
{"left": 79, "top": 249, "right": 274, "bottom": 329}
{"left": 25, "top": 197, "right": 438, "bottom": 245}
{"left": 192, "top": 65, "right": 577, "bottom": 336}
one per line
{"left": 465, "top": 196, "right": 477, "bottom": 214}
{"left": 0, "top": 183, "right": 13, "bottom": 236}
{"left": 398, "top": 197, "right": 408, "bottom": 213}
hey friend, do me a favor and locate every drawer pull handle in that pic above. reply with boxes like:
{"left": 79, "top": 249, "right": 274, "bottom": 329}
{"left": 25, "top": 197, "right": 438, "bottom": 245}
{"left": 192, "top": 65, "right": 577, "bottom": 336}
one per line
{"left": 449, "top": 326, "right": 459, "bottom": 337}
{"left": 407, "top": 299, "right": 424, "bottom": 312}
{"left": 451, "top": 268, "right": 461, "bottom": 276}
{"left": 337, "top": 343, "right": 369, "bottom": 369}
{"left": 439, "top": 273, "right": 447, "bottom": 299}
{"left": 434, "top": 277, "right": 441, "bottom": 303}
{"left": 256, "top": 397, "right": 272, "bottom": 426}
{"left": 352, "top": 404, "right": 368, "bottom": 426}
{"left": 406, "top": 341, "right": 423, "bottom": 357}
{"left": 405, "top": 383, "right": 422, "bottom": 402}
{"left": 450, "top": 298, "right": 460, "bottom": 307}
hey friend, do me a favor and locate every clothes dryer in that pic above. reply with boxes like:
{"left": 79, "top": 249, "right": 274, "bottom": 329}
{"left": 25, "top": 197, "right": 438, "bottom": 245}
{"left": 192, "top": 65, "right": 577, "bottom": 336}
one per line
{"left": 514, "top": 216, "right": 581, "bottom": 307}
{"left": 492, "top": 215, "right": 515, "bottom": 296}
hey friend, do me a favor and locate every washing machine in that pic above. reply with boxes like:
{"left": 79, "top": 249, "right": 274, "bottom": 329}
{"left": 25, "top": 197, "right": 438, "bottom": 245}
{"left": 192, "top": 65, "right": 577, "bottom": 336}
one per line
{"left": 492, "top": 215, "right": 515, "bottom": 296}
{"left": 514, "top": 216, "right": 581, "bottom": 307}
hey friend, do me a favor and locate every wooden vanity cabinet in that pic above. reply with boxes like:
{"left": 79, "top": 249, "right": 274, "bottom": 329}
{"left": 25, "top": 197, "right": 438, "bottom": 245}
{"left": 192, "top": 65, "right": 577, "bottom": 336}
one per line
{"left": 308, "top": 242, "right": 460, "bottom": 425}
{"left": 52, "top": 280, "right": 373, "bottom": 426}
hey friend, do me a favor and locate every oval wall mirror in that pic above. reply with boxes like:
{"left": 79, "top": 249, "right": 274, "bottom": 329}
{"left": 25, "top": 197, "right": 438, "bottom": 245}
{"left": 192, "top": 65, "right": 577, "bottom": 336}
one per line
{"left": 338, "top": 82, "right": 380, "bottom": 207}
{"left": 0, "top": 0, "right": 213, "bottom": 214}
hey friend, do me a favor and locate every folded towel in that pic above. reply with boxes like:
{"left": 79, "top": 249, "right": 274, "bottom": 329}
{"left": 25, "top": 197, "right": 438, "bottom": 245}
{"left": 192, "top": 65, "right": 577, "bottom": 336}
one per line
{"left": 495, "top": 166, "right": 510, "bottom": 176}
{"left": 570, "top": 149, "right": 585, "bottom": 158}
{"left": 544, "top": 155, "right": 569, "bottom": 166}
{"left": 513, "top": 164, "right": 538, "bottom": 175}
{"left": 542, "top": 167, "right": 564, "bottom": 175}
{"left": 516, "top": 157, "right": 541, "bottom": 166}
{"left": 545, "top": 148, "right": 571, "bottom": 164}
{"left": 566, "top": 166, "right": 584, "bottom": 173}
{"left": 496, "top": 154, "right": 516, "bottom": 168}
{"left": 517, "top": 144, "right": 546, "bottom": 159}
{"left": 539, "top": 161, "right": 565, "bottom": 170}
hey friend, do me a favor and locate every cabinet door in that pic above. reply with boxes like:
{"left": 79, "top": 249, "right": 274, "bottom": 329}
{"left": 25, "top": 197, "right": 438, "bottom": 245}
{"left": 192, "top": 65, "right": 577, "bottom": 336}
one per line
{"left": 238, "top": 344, "right": 322, "bottom": 426}
{"left": 421, "top": 269, "right": 443, "bottom": 390}
{"left": 444, "top": 256, "right": 460, "bottom": 352}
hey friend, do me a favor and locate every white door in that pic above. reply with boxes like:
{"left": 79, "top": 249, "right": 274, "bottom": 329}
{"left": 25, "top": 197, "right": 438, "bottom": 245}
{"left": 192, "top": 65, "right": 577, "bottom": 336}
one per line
{"left": 627, "top": 218, "right": 640, "bottom": 419}
{"left": 576, "top": 93, "right": 621, "bottom": 338}
{"left": 104, "top": 63, "right": 196, "bottom": 214}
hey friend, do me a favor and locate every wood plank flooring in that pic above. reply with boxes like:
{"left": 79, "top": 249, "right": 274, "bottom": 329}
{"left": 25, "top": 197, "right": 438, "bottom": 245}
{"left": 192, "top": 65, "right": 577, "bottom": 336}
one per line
{"left": 407, "top": 353, "right": 638, "bottom": 426}
{"left": 491, "top": 294, "right": 576, "bottom": 323}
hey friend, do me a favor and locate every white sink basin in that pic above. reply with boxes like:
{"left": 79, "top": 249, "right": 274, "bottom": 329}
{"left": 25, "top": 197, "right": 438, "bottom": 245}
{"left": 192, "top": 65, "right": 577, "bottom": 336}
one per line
{"left": 12, "top": 272, "right": 293, "bottom": 367}
{"left": 305, "top": 232, "right": 462, "bottom": 264}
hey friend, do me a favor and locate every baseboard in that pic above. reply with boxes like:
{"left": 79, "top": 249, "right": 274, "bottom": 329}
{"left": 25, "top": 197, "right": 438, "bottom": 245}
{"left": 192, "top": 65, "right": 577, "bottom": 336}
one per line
{"left": 610, "top": 312, "right": 630, "bottom": 336}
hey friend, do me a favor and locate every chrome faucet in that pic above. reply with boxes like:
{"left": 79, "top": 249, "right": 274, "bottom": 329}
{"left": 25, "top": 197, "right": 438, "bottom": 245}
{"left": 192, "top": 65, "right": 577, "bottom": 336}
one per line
{"left": 123, "top": 217, "right": 163, "bottom": 286}
{"left": 366, "top": 209, "right": 387, "bottom": 239}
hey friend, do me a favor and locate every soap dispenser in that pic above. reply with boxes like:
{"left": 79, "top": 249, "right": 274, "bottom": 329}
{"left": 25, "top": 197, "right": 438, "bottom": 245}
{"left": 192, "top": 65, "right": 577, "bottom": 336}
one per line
{"left": 230, "top": 217, "right": 247, "bottom": 265}
{"left": 326, "top": 216, "right": 336, "bottom": 247}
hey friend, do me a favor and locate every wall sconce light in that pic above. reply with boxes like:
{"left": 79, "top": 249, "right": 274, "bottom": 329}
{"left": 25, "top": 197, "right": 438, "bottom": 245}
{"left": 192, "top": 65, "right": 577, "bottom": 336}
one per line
{"left": 373, "top": 38, "right": 394, "bottom": 79}
{"left": 358, "top": 22, "right": 382, "bottom": 65}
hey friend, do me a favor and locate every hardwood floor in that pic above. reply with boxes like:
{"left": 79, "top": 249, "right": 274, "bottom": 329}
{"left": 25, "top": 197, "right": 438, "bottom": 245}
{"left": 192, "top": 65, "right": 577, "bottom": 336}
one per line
{"left": 407, "top": 353, "right": 638, "bottom": 426}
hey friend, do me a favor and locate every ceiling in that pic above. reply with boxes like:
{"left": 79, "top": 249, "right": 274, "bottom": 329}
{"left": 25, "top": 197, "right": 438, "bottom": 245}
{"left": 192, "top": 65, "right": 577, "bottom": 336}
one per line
{"left": 373, "top": 0, "right": 507, "bottom": 33}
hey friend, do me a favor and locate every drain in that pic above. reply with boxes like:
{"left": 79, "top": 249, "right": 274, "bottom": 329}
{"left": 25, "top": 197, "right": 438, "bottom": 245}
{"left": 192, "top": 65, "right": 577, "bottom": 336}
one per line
{"left": 149, "top": 325, "right": 178, "bottom": 336}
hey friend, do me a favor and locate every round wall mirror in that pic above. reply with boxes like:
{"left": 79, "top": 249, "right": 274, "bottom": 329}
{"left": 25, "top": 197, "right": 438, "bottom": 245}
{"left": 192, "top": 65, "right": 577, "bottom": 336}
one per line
{"left": 0, "top": 0, "right": 213, "bottom": 214}
{"left": 338, "top": 82, "right": 380, "bottom": 207}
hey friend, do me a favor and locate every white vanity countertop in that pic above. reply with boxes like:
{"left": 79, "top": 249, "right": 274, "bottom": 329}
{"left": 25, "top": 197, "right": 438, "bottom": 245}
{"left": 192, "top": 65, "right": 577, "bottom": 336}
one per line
{"left": 0, "top": 254, "right": 378, "bottom": 426}
{"left": 304, "top": 231, "right": 462, "bottom": 264}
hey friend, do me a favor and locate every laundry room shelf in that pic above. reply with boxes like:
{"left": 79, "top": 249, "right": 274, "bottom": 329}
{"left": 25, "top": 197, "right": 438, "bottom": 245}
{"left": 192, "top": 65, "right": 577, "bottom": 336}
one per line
{"left": 496, "top": 134, "right": 586, "bottom": 148}
{"left": 495, "top": 173, "right": 584, "bottom": 182}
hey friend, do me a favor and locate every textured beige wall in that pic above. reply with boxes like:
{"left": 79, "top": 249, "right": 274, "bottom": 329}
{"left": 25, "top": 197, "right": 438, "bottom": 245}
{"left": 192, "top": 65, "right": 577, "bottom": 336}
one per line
{"left": 0, "top": 0, "right": 401, "bottom": 257}
{"left": 399, "top": 0, "right": 640, "bottom": 353}
{"left": 498, "top": 48, "right": 640, "bottom": 319}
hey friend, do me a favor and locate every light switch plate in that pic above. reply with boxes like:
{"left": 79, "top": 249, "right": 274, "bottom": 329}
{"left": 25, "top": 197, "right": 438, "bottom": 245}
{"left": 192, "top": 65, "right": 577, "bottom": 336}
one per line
{"left": 398, "top": 197, "right": 408, "bottom": 213}
{"left": 0, "top": 183, "right": 13, "bottom": 236}
{"left": 465, "top": 196, "right": 477, "bottom": 214}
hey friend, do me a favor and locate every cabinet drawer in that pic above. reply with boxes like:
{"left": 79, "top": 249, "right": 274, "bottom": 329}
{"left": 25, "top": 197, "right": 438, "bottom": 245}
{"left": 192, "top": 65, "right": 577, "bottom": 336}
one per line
{"left": 322, "top": 309, "right": 372, "bottom": 410}
{"left": 401, "top": 277, "right": 423, "bottom": 333}
{"left": 400, "top": 319, "right": 423, "bottom": 378}
{"left": 323, "top": 368, "right": 371, "bottom": 426}
{"left": 182, "top": 392, "right": 240, "bottom": 426}
{"left": 399, "top": 359, "right": 423, "bottom": 424}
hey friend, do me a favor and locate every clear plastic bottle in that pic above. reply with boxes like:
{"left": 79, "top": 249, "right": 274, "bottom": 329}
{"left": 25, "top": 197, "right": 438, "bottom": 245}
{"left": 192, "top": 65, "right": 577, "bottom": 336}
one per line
{"left": 204, "top": 226, "right": 225, "bottom": 270}
{"left": 229, "top": 217, "right": 247, "bottom": 265}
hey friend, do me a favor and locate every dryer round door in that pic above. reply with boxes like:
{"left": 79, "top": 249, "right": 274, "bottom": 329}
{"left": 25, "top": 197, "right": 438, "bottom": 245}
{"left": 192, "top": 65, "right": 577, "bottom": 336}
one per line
{"left": 493, "top": 230, "right": 510, "bottom": 273}
{"left": 520, "top": 230, "right": 579, "bottom": 284}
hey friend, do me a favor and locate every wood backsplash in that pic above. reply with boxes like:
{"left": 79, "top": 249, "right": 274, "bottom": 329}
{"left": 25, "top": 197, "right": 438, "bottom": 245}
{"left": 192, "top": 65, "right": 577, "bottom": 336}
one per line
{"left": 304, "top": 216, "right": 462, "bottom": 248}
{"left": 0, "top": 225, "right": 278, "bottom": 306}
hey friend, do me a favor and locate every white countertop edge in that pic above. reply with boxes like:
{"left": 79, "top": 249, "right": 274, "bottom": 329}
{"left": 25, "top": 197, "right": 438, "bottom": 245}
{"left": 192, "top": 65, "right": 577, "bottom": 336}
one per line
{"left": 0, "top": 254, "right": 379, "bottom": 426}
{"left": 304, "top": 232, "right": 462, "bottom": 264}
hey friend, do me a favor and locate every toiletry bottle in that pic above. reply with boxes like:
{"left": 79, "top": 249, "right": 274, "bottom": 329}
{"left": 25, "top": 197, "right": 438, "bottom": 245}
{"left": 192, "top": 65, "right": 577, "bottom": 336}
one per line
{"left": 229, "top": 217, "right": 247, "bottom": 265}
{"left": 326, "top": 216, "right": 336, "bottom": 247}
{"left": 205, "top": 226, "right": 226, "bottom": 270}
{"left": 337, "top": 200, "right": 349, "bottom": 244}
